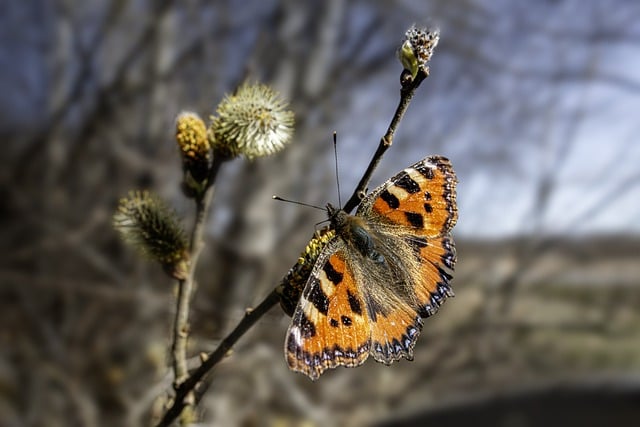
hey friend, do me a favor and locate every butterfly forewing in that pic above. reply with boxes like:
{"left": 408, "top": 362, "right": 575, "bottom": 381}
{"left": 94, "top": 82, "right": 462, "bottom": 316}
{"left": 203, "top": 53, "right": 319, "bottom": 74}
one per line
{"left": 357, "top": 156, "right": 458, "bottom": 359}
{"left": 285, "top": 241, "right": 372, "bottom": 380}
{"left": 360, "top": 155, "right": 458, "bottom": 237}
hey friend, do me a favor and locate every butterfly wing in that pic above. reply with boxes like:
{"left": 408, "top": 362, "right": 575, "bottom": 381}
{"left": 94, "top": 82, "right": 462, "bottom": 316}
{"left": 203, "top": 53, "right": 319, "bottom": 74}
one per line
{"left": 356, "top": 156, "right": 458, "bottom": 362}
{"left": 364, "top": 284, "right": 424, "bottom": 364}
{"left": 357, "top": 154, "right": 458, "bottom": 305}
{"left": 359, "top": 155, "right": 458, "bottom": 237}
{"left": 405, "top": 234, "right": 456, "bottom": 317}
{"left": 285, "top": 239, "right": 372, "bottom": 380}
{"left": 285, "top": 156, "right": 459, "bottom": 378}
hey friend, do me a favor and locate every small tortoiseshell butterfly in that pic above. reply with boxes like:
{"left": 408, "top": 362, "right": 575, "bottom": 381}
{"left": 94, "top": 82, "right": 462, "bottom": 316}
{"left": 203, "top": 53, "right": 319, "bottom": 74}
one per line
{"left": 285, "top": 155, "right": 458, "bottom": 379}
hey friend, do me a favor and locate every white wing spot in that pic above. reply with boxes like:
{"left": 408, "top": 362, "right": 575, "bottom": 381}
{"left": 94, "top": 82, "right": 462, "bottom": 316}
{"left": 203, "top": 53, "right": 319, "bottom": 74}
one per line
{"left": 406, "top": 167, "right": 428, "bottom": 185}
{"left": 290, "top": 326, "right": 303, "bottom": 346}
{"left": 318, "top": 270, "right": 337, "bottom": 297}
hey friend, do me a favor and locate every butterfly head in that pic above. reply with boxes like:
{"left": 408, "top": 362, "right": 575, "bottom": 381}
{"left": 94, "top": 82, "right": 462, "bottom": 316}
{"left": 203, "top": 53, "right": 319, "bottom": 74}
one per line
{"left": 326, "top": 203, "right": 350, "bottom": 232}
{"left": 325, "top": 203, "right": 340, "bottom": 218}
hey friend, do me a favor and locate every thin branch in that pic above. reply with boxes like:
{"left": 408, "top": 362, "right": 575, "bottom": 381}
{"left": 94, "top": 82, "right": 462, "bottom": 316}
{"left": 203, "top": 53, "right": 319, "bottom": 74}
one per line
{"left": 157, "top": 289, "right": 280, "bottom": 427}
{"left": 342, "top": 70, "right": 428, "bottom": 213}
{"left": 171, "top": 196, "right": 209, "bottom": 386}
{"left": 170, "top": 156, "right": 225, "bottom": 409}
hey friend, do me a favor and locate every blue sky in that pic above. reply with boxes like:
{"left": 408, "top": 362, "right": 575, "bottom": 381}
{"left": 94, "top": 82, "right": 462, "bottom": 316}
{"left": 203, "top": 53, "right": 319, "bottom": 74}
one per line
{"left": 2, "top": 0, "right": 639, "bottom": 238}
{"left": 333, "top": 1, "right": 640, "bottom": 238}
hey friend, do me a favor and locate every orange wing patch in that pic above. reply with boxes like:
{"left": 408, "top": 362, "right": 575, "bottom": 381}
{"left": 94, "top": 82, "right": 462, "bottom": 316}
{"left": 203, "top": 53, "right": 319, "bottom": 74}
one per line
{"left": 405, "top": 234, "right": 456, "bottom": 317}
{"left": 369, "top": 303, "right": 422, "bottom": 364}
{"left": 368, "top": 156, "right": 457, "bottom": 236}
{"left": 285, "top": 248, "right": 371, "bottom": 380}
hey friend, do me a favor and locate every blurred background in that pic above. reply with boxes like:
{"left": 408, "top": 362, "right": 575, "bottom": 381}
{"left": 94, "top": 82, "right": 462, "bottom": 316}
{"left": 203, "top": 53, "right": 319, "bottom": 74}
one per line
{"left": 1, "top": 1, "right": 639, "bottom": 426}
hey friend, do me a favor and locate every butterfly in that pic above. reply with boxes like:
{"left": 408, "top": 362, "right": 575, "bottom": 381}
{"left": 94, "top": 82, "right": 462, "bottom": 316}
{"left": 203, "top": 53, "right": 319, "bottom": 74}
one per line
{"left": 284, "top": 155, "right": 458, "bottom": 380}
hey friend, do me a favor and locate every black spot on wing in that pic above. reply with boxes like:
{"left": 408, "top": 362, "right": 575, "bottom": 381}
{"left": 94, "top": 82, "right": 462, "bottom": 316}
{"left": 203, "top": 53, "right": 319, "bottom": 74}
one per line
{"left": 395, "top": 172, "right": 421, "bottom": 194}
{"left": 347, "top": 289, "right": 363, "bottom": 315}
{"left": 424, "top": 203, "right": 433, "bottom": 213}
{"left": 330, "top": 318, "right": 339, "bottom": 327}
{"left": 364, "top": 292, "right": 388, "bottom": 323}
{"left": 406, "top": 236, "right": 428, "bottom": 261}
{"left": 379, "top": 189, "right": 399, "bottom": 209}
{"left": 293, "top": 310, "right": 316, "bottom": 338}
{"left": 286, "top": 332, "right": 298, "bottom": 353}
{"left": 418, "top": 305, "right": 432, "bottom": 318}
{"left": 405, "top": 212, "right": 425, "bottom": 228}
{"left": 323, "top": 260, "right": 343, "bottom": 285}
{"left": 341, "top": 315, "right": 352, "bottom": 326}
{"left": 305, "top": 278, "right": 329, "bottom": 315}
{"left": 415, "top": 162, "right": 435, "bottom": 180}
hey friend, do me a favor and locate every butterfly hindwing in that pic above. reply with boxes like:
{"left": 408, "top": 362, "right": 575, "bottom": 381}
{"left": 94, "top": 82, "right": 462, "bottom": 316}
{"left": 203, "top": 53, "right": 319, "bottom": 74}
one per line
{"left": 405, "top": 234, "right": 457, "bottom": 317}
{"left": 368, "top": 298, "right": 423, "bottom": 364}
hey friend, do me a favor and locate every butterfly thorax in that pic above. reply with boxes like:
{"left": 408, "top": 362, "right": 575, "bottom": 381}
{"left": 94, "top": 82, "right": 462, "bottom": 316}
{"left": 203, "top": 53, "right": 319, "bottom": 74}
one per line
{"left": 327, "top": 203, "right": 385, "bottom": 264}
{"left": 326, "top": 202, "right": 424, "bottom": 312}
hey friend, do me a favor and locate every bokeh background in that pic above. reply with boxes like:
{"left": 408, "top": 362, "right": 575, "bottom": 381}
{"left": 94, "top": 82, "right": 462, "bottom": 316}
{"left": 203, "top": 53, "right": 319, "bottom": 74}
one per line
{"left": 2, "top": 1, "right": 639, "bottom": 426}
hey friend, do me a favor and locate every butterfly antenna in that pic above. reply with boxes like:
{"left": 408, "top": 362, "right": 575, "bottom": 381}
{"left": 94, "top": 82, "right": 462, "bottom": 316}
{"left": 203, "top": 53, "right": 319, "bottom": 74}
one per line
{"left": 272, "top": 196, "right": 324, "bottom": 211}
{"left": 314, "top": 218, "right": 331, "bottom": 229}
{"left": 333, "top": 131, "right": 342, "bottom": 208}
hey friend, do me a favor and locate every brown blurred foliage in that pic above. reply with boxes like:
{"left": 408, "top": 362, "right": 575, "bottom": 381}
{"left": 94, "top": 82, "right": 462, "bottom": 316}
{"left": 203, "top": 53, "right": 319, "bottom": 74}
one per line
{"left": 1, "top": 1, "right": 639, "bottom": 426}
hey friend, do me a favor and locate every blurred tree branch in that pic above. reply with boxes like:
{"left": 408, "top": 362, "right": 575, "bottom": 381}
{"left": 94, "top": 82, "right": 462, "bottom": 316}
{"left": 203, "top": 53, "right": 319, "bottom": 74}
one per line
{"left": 3, "top": 1, "right": 640, "bottom": 426}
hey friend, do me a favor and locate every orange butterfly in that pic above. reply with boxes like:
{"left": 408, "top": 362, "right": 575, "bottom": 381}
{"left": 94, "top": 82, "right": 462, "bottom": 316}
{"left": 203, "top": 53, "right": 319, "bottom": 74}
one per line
{"left": 285, "top": 156, "right": 458, "bottom": 379}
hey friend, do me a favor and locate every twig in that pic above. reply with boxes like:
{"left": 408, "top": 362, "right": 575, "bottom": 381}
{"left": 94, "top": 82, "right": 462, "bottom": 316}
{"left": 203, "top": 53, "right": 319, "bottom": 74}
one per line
{"left": 170, "top": 156, "right": 225, "bottom": 408}
{"left": 157, "top": 290, "right": 280, "bottom": 427}
{"left": 342, "top": 70, "right": 428, "bottom": 214}
{"left": 171, "top": 196, "right": 209, "bottom": 386}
